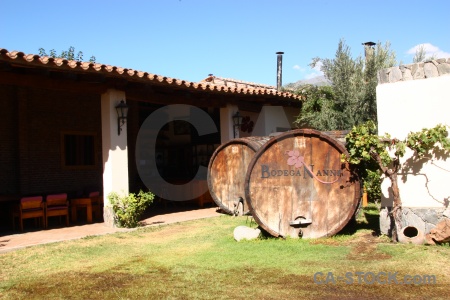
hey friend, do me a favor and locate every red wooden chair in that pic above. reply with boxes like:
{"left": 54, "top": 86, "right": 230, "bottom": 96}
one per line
{"left": 45, "top": 193, "right": 69, "bottom": 228}
{"left": 12, "top": 196, "right": 45, "bottom": 231}
{"left": 89, "top": 191, "right": 103, "bottom": 221}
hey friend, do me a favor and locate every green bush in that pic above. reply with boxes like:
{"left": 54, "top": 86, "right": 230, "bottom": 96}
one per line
{"left": 364, "top": 169, "right": 382, "bottom": 204}
{"left": 108, "top": 190, "right": 154, "bottom": 228}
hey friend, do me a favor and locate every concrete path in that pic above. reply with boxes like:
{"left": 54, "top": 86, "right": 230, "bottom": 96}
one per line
{"left": 0, "top": 206, "right": 221, "bottom": 254}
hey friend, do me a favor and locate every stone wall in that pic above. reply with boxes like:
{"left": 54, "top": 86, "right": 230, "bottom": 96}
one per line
{"left": 379, "top": 207, "right": 450, "bottom": 236}
{"left": 378, "top": 58, "right": 450, "bottom": 84}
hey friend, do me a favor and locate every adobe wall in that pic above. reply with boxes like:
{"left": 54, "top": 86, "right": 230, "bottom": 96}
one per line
{"left": 376, "top": 58, "right": 450, "bottom": 236}
{"left": 0, "top": 84, "right": 103, "bottom": 196}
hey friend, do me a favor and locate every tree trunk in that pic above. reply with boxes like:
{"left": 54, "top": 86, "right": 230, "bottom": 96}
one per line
{"left": 387, "top": 171, "right": 402, "bottom": 242}
{"left": 371, "top": 150, "right": 402, "bottom": 242}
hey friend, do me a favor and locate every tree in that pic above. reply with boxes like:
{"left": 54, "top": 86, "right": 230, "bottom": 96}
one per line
{"left": 342, "top": 121, "right": 450, "bottom": 242}
{"left": 294, "top": 39, "right": 397, "bottom": 131}
{"left": 292, "top": 84, "right": 338, "bottom": 131}
{"left": 413, "top": 44, "right": 437, "bottom": 63}
{"left": 360, "top": 42, "right": 396, "bottom": 125}
{"left": 38, "top": 46, "right": 96, "bottom": 62}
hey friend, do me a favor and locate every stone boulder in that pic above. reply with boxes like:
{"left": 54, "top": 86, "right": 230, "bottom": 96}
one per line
{"left": 233, "top": 226, "right": 261, "bottom": 241}
{"left": 425, "top": 218, "right": 450, "bottom": 245}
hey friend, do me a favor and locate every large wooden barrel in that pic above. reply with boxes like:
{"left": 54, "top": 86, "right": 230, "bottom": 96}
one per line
{"left": 207, "top": 136, "right": 271, "bottom": 215}
{"left": 244, "top": 129, "right": 360, "bottom": 238}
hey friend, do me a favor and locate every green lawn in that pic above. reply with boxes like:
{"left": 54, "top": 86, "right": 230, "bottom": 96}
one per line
{"left": 1, "top": 206, "right": 449, "bottom": 299}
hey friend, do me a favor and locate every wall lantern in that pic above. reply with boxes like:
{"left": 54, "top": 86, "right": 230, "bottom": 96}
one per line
{"left": 232, "top": 111, "right": 243, "bottom": 138}
{"left": 115, "top": 100, "right": 129, "bottom": 135}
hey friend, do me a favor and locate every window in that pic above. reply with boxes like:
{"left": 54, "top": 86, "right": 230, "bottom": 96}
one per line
{"left": 61, "top": 132, "right": 96, "bottom": 169}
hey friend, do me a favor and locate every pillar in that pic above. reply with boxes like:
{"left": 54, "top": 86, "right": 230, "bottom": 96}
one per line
{"left": 101, "top": 89, "right": 129, "bottom": 227}
{"left": 220, "top": 104, "right": 238, "bottom": 143}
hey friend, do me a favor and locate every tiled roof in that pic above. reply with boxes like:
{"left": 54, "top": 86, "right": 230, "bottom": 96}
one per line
{"left": 200, "top": 75, "right": 277, "bottom": 91}
{"left": 0, "top": 48, "right": 299, "bottom": 100}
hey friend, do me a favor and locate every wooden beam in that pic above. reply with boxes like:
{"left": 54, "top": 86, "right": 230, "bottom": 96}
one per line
{"left": 0, "top": 71, "right": 108, "bottom": 94}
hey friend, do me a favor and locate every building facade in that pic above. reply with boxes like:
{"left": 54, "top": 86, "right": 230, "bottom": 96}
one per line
{"left": 376, "top": 58, "right": 450, "bottom": 238}
{"left": 0, "top": 49, "right": 301, "bottom": 228}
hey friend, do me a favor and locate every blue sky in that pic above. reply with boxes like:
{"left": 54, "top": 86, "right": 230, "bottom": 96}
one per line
{"left": 2, "top": 0, "right": 449, "bottom": 86}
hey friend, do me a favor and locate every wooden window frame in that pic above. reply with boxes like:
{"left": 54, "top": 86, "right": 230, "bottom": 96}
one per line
{"left": 61, "top": 131, "right": 98, "bottom": 170}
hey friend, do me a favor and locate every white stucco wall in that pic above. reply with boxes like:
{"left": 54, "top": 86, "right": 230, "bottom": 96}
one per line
{"left": 377, "top": 75, "right": 450, "bottom": 137}
{"left": 377, "top": 69, "right": 450, "bottom": 208}
{"left": 220, "top": 104, "right": 238, "bottom": 143}
{"left": 252, "top": 106, "right": 296, "bottom": 136}
{"left": 220, "top": 105, "right": 299, "bottom": 142}
{"left": 101, "top": 89, "right": 129, "bottom": 205}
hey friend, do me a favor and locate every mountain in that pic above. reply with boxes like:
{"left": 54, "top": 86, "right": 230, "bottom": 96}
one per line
{"left": 284, "top": 75, "right": 331, "bottom": 90}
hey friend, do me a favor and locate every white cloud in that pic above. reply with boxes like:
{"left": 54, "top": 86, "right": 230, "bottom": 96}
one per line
{"left": 293, "top": 61, "right": 324, "bottom": 80}
{"left": 293, "top": 65, "right": 304, "bottom": 71}
{"left": 407, "top": 43, "right": 450, "bottom": 59}
{"left": 304, "top": 61, "right": 324, "bottom": 79}
{"left": 312, "top": 61, "right": 323, "bottom": 72}
{"left": 304, "top": 71, "right": 322, "bottom": 79}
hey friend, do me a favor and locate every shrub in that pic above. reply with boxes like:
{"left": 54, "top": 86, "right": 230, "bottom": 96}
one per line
{"left": 364, "top": 169, "right": 381, "bottom": 204}
{"left": 108, "top": 190, "right": 154, "bottom": 228}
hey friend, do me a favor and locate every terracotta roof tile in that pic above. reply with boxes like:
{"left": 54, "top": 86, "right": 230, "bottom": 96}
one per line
{"left": 0, "top": 48, "right": 299, "bottom": 100}
{"left": 200, "top": 75, "right": 277, "bottom": 90}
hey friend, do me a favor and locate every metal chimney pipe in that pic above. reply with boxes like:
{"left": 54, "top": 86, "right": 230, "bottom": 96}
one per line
{"left": 362, "top": 42, "right": 375, "bottom": 60}
{"left": 276, "top": 52, "right": 284, "bottom": 91}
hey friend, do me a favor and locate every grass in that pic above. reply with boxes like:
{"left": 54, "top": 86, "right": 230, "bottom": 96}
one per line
{"left": 1, "top": 205, "right": 450, "bottom": 299}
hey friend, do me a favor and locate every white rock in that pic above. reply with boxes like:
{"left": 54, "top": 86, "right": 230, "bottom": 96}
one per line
{"left": 233, "top": 226, "right": 261, "bottom": 241}
{"left": 424, "top": 62, "right": 439, "bottom": 78}
{"left": 389, "top": 67, "right": 403, "bottom": 83}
